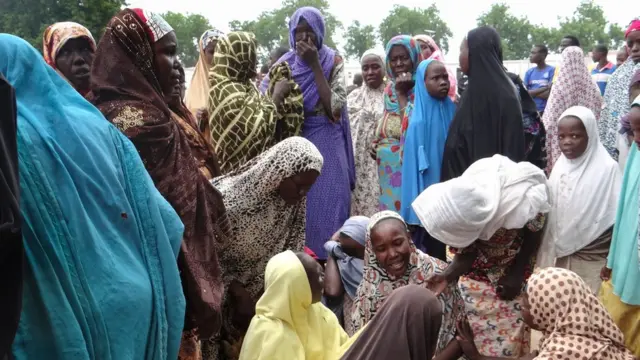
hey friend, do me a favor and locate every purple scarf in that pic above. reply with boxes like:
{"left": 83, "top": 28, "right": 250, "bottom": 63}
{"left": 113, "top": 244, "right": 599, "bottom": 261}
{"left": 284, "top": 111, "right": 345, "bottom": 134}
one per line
{"left": 263, "top": 7, "right": 336, "bottom": 112}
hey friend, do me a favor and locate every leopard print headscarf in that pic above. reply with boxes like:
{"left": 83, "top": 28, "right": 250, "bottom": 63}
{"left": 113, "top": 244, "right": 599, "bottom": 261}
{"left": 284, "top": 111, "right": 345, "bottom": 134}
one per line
{"left": 212, "top": 136, "right": 323, "bottom": 299}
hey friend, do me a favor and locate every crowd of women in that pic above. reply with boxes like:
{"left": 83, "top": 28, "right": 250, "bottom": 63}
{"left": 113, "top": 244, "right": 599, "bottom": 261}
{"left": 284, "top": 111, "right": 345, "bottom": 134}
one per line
{"left": 1, "top": 4, "right": 640, "bottom": 360}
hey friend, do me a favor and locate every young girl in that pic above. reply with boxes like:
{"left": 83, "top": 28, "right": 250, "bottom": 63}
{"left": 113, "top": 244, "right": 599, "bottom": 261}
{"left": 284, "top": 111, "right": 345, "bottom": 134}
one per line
{"left": 401, "top": 59, "right": 455, "bottom": 260}
{"left": 538, "top": 106, "right": 621, "bottom": 293}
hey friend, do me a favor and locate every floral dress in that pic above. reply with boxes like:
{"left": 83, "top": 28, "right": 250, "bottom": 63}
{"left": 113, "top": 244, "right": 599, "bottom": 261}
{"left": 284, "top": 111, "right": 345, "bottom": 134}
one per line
{"left": 375, "top": 83, "right": 414, "bottom": 212}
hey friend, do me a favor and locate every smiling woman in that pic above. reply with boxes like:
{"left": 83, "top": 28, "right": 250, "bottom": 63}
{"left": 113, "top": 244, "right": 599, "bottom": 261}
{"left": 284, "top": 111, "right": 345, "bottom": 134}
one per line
{"left": 42, "top": 22, "right": 96, "bottom": 96}
{"left": 350, "top": 211, "right": 465, "bottom": 359}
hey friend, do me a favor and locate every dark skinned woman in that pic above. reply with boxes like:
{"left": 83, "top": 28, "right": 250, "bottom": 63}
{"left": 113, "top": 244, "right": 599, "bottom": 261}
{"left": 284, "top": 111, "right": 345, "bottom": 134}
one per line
{"left": 42, "top": 22, "right": 95, "bottom": 96}
{"left": 347, "top": 50, "right": 385, "bottom": 217}
{"left": 430, "top": 27, "right": 541, "bottom": 357}
{"left": 90, "top": 9, "right": 230, "bottom": 360}
{"left": 262, "top": 6, "right": 355, "bottom": 260}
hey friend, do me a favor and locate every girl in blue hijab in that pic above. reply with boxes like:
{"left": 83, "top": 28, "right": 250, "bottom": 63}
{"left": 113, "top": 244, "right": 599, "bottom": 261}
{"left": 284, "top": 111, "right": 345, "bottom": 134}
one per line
{"left": 401, "top": 59, "right": 455, "bottom": 260}
{"left": 0, "top": 34, "right": 185, "bottom": 360}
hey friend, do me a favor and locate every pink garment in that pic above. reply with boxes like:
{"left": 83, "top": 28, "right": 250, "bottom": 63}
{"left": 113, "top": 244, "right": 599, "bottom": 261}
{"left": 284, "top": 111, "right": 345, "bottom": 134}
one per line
{"left": 541, "top": 46, "right": 603, "bottom": 174}
{"left": 414, "top": 35, "right": 457, "bottom": 101}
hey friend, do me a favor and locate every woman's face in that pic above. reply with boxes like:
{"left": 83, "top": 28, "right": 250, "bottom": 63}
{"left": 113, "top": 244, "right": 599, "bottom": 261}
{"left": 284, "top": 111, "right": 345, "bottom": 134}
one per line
{"left": 417, "top": 39, "right": 433, "bottom": 59}
{"left": 459, "top": 38, "right": 470, "bottom": 75}
{"left": 626, "top": 31, "right": 640, "bottom": 64}
{"left": 204, "top": 40, "right": 217, "bottom": 65}
{"left": 278, "top": 170, "right": 319, "bottom": 205}
{"left": 388, "top": 45, "right": 413, "bottom": 79}
{"left": 361, "top": 55, "right": 383, "bottom": 89}
{"left": 294, "top": 19, "right": 317, "bottom": 47}
{"left": 55, "top": 37, "right": 94, "bottom": 92}
{"left": 425, "top": 61, "right": 450, "bottom": 99}
{"left": 557, "top": 116, "right": 588, "bottom": 159}
{"left": 153, "top": 31, "right": 180, "bottom": 102}
{"left": 298, "top": 252, "right": 324, "bottom": 303}
{"left": 369, "top": 219, "right": 412, "bottom": 278}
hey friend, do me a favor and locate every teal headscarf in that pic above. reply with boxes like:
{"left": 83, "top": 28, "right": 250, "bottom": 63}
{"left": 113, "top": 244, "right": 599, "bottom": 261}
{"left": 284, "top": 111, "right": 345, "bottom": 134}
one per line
{"left": 383, "top": 35, "right": 422, "bottom": 115}
{"left": 0, "top": 34, "right": 186, "bottom": 360}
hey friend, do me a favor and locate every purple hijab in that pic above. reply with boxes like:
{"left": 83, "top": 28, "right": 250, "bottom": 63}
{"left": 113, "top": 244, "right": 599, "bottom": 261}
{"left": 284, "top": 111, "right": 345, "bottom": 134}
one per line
{"left": 263, "top": 7, "right": 355, "bottom": 258}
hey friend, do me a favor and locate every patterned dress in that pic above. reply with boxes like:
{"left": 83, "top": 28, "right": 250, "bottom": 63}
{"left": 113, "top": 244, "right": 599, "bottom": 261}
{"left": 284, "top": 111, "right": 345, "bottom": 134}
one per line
{"left": 376, "top": 35, "right": 421, "bottom": 213}
{"left": 347, "top": 81, "right": 385, "bottom": 216}
{"left": 451, "top": 214, "right": 546, "bottom": 357}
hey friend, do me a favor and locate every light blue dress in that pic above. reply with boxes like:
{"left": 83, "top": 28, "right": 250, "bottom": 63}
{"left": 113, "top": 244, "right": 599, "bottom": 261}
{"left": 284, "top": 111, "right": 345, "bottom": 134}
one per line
{"left": 0, "top": 34, "right": 186, "bottom": 360}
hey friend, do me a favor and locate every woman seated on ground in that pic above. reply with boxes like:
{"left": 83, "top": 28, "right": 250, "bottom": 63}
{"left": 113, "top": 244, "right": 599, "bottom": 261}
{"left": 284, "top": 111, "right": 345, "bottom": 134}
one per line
{"left": 90, "top": 9, "right": 229, "bottom": 358}
{"left": 350, "top": 210, "right": 465, "bottom": 360}
{"left": 208, "top": 31, "right": 304, "bottom": 174}
{"left": 537, "top": 106, "right": 621, "bottom": 293}
{"left": 202, "top": 137, "right": 323, "bottom": 360}
{"left": 456, "top": 267, "right": 635, "bottom": 360}
{"left": 2, "top": 34, "right": 185, "bottom": 360}
{"left": 339, "top": 285, "right": 444, "bottom": 360}
{"left": 42, "top": 22, "right": 95, "bottom": 96}
{"left": 323, "top": 216, "right": 369, "bottom": 335}
{"left": 239, "top": 250, "right": 348, "bottom": 360}
{"left": 413, "top": 154, "right": 550, "bottom": 358}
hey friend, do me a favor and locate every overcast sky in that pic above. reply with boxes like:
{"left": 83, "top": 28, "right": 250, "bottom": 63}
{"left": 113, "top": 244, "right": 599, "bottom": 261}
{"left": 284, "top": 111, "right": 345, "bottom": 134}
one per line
{"left": 127, "top": 0, "right": 631, "bottom": 62}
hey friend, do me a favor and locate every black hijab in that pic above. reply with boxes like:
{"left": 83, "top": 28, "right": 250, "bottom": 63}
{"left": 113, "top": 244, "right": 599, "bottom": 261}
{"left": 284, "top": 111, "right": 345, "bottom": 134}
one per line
{"left": 441, "top": 27, "right": 525, "bottom": 181}
{"left": 0, "top": 73, "right": 22, "bottom": 359}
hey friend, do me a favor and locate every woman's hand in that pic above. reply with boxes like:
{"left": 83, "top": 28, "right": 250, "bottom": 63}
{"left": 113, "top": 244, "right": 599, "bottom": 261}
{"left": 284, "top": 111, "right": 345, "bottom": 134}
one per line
{"left": 496, "top": 272, "right": 524, "bottom": 301}
{"left": 228, "top": 281, "right": 255, "bottom": 331}
{"left": 600, "top": 266, "right": 612, "bottom": 281}
{"left": 272, "top": 80, "right": 291, "bottom": 107}
{"left": 369, "top": 142, "right": 378, "bottom": 160}
{"left": 394, "top": 72, "right": 415, "bottom": 96}
{"left": 296, "top": 38, "right": 319, "bottom": 66}
{"left": 426, "top": 273, "right": 449, "bottom": 296}
{"left": 196, "top": 108, "right": 209, "bottom": 124}
{"left": 456, "top": 318, "right": 483, "bottom": 360}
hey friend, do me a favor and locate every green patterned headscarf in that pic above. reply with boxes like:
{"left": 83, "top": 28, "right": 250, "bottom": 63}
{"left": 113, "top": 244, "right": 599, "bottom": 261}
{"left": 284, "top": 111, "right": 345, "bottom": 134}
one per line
{"left": 208, "top": 31, "right": 304, "bottom": 174}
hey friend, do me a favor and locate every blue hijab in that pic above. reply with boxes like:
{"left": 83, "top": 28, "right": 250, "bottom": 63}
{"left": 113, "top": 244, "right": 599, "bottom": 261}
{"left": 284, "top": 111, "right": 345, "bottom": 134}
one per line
{"left": 0, "top": 34, "right": 185, "bottom": 360}
{"left": 400, "top": 59, "right": 455, "bottom": 225}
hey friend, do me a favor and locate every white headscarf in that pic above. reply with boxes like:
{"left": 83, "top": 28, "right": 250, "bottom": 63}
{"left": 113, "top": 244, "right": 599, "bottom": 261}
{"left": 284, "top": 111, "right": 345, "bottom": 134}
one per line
{"left": 211, "top": 136, "right": 323, "bottom": 297}
{"left": 541, "top": 106, "right": 621, "bottom": 263}
{"left": 411, "top": 154, "right": 550, "bottom": 248}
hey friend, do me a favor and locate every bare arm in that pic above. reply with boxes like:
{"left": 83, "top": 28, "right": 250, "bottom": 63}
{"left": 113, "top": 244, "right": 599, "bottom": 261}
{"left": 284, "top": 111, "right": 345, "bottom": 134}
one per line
{"left": 433, "top": 339, "right": 463, "bottom": 360}
{"left": 442, "top": 249, "right": 477, "bottom": 283}
{"left": 536, "top": 88, "right": 551, "bottom": 100}
{"left": 527, "top": 87, "right": 549, "bottom": 98}
{"left": 324, "top": 255, "right": 345, "bottom": 298}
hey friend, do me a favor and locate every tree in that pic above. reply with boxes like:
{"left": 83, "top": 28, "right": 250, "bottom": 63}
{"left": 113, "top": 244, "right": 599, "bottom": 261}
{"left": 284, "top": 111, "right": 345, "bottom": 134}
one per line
{"left": 557, "top": 2, "right": 617, "bottom": 51}
{"left": 477, "top": 4, "right": 535, "bottom": 60}
{"left": 607, "top": 24, "right": 625, "bottom": 50}
{"left": 343, "top": 21, "right": 377, "bottom": 60}
{"left": 228, "top": 0, "right": 342, "bottom": 63}
{"left": 0, "top": 0, "right": 126, "bottom": 50}
{"left": 379, "top": 5, "right": 452, "bottom": 52}
{"left": 161, "top": 12, "right": 213, "bottom": 68}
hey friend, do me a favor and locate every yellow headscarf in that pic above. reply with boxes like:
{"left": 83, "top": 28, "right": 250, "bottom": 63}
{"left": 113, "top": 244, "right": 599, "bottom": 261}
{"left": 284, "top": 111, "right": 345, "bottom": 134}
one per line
{"left": 185, "top": 29, "right": 224, "bottom": 113}
{"left": 239, "top": 250, "right": 348, "bottom": 360}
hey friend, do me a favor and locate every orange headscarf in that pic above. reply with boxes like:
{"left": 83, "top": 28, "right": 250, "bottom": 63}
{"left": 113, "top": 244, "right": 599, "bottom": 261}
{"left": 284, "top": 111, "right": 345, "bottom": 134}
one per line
{"left": 42, "top": 22, "right": 95, "bottom": 70}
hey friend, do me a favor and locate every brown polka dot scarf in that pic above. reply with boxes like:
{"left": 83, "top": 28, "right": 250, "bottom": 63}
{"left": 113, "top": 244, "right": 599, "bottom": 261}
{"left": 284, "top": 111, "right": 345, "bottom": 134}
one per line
{"left": 528, "top": 267, "right": 635, "bottom": 360}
